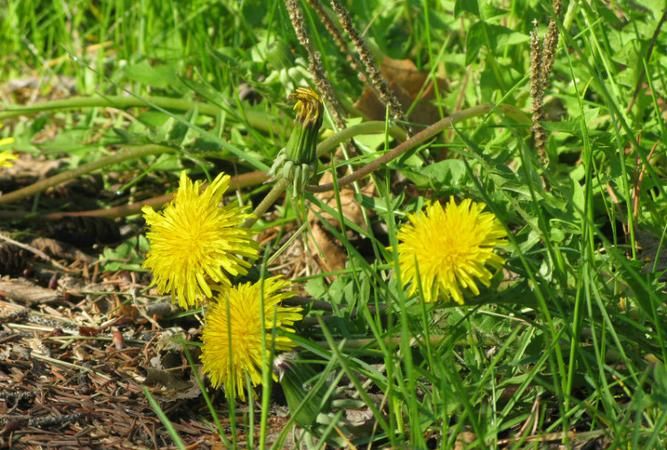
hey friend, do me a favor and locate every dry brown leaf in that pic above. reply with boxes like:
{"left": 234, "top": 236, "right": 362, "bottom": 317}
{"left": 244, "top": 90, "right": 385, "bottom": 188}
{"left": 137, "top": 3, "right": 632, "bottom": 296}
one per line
{"left": 306, "top": 222, "right": 347, "bottom": 274}
{"left": 355, "top": 56, "right": 448, "bottom": 126}
{"left": 308, "top": 171, "right": 373, "bottom": 229}
{"left": 306, "top": 172, "right": 375, "bottom": 276}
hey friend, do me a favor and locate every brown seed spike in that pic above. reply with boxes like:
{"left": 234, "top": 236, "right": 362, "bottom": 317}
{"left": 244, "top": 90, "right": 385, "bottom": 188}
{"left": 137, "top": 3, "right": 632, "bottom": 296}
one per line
{"left": 329, "top": 0, "right": 408, "bottom": 128}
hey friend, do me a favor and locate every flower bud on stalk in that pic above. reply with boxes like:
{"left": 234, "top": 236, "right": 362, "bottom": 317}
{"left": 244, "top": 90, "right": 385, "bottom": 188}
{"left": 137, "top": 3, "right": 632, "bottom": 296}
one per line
{"left": 269, "top": 87, "right": 323, "bottom": 196}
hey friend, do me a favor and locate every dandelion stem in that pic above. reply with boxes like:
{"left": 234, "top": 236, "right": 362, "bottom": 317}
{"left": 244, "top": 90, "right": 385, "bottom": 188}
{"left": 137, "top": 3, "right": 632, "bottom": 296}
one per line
{"left": 317, "top": 120, "right": 407, "bottom": 156}
{"left": 246, "top": 178, "right": 290, "bottom": 227}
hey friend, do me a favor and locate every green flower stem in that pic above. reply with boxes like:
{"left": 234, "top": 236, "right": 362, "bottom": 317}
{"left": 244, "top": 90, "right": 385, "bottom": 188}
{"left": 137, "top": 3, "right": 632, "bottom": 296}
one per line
{"left": 0, "top": 95, "right": 282, "bottom": 135}
{"left": 307, "top": 104, "right": 493, "bottom": 193}
{"left": 246, "top": 178, "right": 290, "bottom": 227}
{"left": 0, "top": 144, "right": 172, "bottom": 205}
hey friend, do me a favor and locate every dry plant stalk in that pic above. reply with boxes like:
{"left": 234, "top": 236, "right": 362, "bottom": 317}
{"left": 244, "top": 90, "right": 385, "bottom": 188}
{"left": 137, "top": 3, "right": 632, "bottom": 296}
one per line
{"left": 529, "top": 0, "right": 561, "bottom": 163}
{"left": 530, "top": 22, "right": 547, "bottom": 161}
{"left": 305, "top": 0, "right": 367, "bottom": 83}
{"left": 284, "top": 0, "right": 347, "bottom": 130}
{"left": 328, "top": 0, "right": 407, "bottom": 126}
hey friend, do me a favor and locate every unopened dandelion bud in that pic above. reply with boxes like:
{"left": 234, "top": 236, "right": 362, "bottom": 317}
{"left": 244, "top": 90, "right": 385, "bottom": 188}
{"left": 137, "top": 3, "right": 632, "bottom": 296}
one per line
{"left": 269, "top": 87, "right": 323, "bottom": 194}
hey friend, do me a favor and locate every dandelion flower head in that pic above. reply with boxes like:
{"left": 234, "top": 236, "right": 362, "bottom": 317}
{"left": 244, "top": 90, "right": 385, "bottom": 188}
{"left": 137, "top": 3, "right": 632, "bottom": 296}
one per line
{"left": 201, "top": 277, "right": 303, "bottom": 400}
{"left": 290, "top": 87, "right": 323, "bottom": 127}
{"left": 397, "top": 198, "right": 506, "bottom": 304}
{"left": 142, "top": 172, "right": 258, "bottom": 308}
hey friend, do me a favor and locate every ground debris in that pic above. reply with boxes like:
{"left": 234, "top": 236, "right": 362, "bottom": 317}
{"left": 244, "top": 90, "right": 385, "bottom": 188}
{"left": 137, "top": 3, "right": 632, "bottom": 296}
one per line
{"left": 0, "top": 278, "right": 61, "bottom": 305}
{"left": 0, "top": 290, "right": 226, "bottom": 449}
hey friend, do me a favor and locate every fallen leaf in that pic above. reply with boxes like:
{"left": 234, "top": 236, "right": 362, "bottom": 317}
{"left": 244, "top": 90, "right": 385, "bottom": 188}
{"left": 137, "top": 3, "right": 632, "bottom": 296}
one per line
{"left": 355, "top": 56, "right": 448, "bottom": 126}
{"left": 306, "top": 172, "right": 375, "bottom": 276}
{"left": 306, "top": 222, "right": 347, "bottom": 274}
{"left": 308, "top": 171, "right": 373, "bottom": 229}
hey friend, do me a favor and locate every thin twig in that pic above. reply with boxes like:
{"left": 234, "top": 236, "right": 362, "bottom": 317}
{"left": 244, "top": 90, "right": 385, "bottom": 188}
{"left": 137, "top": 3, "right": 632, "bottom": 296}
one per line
{"left": 306, "top": 104, "right": 492, "bottom": 193}
{"left": 43, "top": 170, "right": 269, "bottom": 220}
{"left": 0, "top": 232, "right": 68, "bottom": 271}
{"left": 0, "top": 144, "right": 172, "bottom": 205}
{"left": 30, "top": 353, "right": 112, "bottom": 381}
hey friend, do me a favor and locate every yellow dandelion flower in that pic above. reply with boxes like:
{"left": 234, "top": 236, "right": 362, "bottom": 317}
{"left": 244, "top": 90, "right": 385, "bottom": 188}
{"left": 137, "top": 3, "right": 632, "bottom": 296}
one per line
{"left": 397, "top": 198, "right": 507, "bottom": 304}
{"left": 0, "top": 151, "right": 17, "bottom": 168}
{"left": 201, "top": 277, "right": 303, "bottom": 400}
{"left": 142, "top": 172, "right": 258, "bottom": 308}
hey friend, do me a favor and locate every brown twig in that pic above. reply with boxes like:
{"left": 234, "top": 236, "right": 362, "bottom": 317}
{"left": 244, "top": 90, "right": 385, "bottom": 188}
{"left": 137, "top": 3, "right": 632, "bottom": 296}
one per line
{"left": 43, "top": 170, "right": 269, "bottom": 220}
{"left": 306, "top": 104, "right": 492, "bottom": 193}
{"left": 0, "top": 232, "right": 68, "bottom": 271}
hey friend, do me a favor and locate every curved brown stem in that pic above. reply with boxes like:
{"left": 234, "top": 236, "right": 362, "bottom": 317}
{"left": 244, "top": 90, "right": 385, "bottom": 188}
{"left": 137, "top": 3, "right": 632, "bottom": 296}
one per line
{"left": 306, "top": 104, "right": 492, "bottom": 193}
{"left": 0, "top": 144, "right": 173, "bottom": 205}
{"left": 43, "top": 171, "right": 270, "bottom": 220}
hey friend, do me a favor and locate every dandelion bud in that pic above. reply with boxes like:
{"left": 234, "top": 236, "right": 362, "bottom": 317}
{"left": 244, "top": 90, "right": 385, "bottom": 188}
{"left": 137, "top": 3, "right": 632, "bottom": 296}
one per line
{"left": 269, "top": 87, "right": 324, "bottom": 195}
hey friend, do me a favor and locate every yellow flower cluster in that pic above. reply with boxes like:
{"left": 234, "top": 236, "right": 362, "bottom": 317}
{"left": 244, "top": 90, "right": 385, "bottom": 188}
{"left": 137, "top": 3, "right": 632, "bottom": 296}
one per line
{"left": 141, "top": 89, "right": 508, "bottom": 402}
{"left": 143, "top": 172, "right": 301, "bottom": 400}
